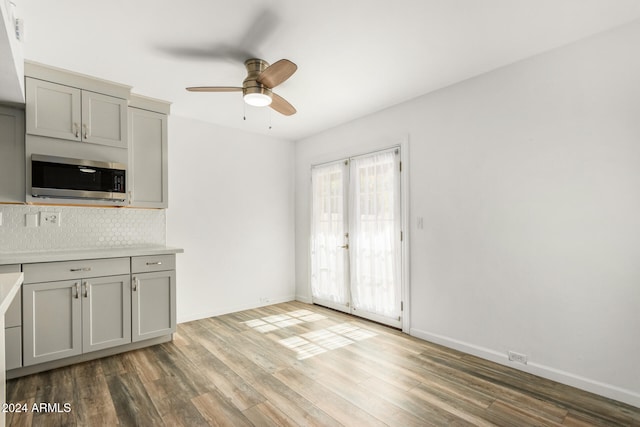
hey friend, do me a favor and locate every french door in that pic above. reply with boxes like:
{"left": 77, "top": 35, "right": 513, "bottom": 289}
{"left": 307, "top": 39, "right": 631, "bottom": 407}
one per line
{"left": 310, "top": 148, "right": 402, "bottom": 328}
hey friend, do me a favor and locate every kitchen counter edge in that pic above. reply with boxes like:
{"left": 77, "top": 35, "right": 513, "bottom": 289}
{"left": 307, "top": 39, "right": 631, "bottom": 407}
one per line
{"left": 0, "top": 247, "right": 184, "bottom": 265}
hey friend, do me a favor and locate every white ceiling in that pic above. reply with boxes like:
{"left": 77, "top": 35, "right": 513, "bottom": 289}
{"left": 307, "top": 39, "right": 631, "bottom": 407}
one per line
{"left": 17, "top": 0, "right": 640, "bottom": 141}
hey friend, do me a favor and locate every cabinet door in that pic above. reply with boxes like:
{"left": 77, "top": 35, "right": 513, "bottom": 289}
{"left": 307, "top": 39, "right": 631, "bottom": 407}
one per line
{"left": 132, "top": 270, "right": 176, "bottom": 342}
{"left": 82, "top": 90, "right": 128, "bottom": 148}
{"left": 128, "top": 108, "right": 168, "bottom": 208}
{"left": 5, "top": 291, "right": 21, "bottom": 328}
{"left": 25, "top": 78, "right": 82, "bottom": 141}
{"left": 5, "top": 327, "right": 22, "bottom": 370}
{"left": 23, "top": 280, "right": 82, "bottom": 366}
{"left": 82, "top": 275, "right": 131, "bottom": 352}
{"left": 0, "top": 106, "right": 25, "bottom": 202}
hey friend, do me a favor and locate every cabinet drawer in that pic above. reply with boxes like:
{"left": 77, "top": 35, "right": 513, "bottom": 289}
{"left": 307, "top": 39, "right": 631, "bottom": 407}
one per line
{"left": 0, "top": 264, "right": 20, "bottom": 274}
{"left": 131, "top": 255, "right": 175, "bottom": 273}
{"left": 23, "top": 257, "right": 130, "bottom": 283}
{"left": 5, "top": 326, "right": 22, "bottom": 370}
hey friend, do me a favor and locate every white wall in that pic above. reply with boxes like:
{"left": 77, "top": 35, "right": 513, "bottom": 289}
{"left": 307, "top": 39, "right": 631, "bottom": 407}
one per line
{"left": 167, "top": 116, "right": 295, "bottom": 323}
{"left": 295, "top": 20, "right": 640, "bottom": 406}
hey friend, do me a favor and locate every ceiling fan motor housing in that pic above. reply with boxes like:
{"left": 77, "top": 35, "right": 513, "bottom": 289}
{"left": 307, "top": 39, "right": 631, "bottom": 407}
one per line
{"left": 243, "top": 58, "right": 273, "bottom": 101}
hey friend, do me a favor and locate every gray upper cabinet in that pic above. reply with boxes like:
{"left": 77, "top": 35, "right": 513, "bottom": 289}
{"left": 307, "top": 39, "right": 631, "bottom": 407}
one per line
{"left": 25, "top": 78, "right": 81, "bottom": 141}
{"left": 18, "top": 63, "right": 171, "bottom": 208}
{"left": 128, "top": 104, "right": 168, "bottom": 208}
{"left": 25, "top": 77, "right": 128, "bottom": 149}
{"left": 81, "top": 90, "right": 128, "bottom": 148}
{"left": 0, "top": 105, "right": 25, "bottom": 203}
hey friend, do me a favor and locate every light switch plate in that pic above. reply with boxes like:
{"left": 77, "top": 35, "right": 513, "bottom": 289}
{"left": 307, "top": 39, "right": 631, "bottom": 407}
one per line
{"left": 40, "top": 212, "right": 61, "bottom": 227}
{"left": 26, "top": 213, "right": 38, "bottom": 227}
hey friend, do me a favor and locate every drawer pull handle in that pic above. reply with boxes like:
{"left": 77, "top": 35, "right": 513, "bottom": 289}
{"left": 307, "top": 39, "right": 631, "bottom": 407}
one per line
{"left": 146, "top": 261, "right": 162, "bottom": 266}
{"left": 70, "top": 267, "right": 91, "bottom": 272}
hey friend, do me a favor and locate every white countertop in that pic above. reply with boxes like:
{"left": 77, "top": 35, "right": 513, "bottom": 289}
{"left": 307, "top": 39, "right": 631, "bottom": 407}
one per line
{"left": 0, "top": 246, "right": 184, "bottom": 265}
{"left": 0, "top": 272, "right": 23, "bottom": 315}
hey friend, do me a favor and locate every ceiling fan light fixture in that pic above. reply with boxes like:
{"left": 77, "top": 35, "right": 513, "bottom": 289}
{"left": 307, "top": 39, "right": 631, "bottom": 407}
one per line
{"left": 186, "top": 57, "right": 296, "bottom": 115}
{"left": 244, "top": 92, "right": 272, "bottom": 107}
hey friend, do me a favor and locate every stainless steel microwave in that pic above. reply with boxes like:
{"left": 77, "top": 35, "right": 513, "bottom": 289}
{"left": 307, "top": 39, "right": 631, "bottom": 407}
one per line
{"left": 31, "top": 154, "right": 127, "bottom": 202}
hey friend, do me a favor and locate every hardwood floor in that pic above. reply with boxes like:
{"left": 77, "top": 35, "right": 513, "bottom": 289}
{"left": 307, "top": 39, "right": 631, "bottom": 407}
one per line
{"left": 6, "top": 301, "right": 640, "bottom": 426}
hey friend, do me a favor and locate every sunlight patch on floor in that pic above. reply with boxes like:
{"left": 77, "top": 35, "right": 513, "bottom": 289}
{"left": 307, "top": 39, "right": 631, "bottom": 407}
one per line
{"left": 328, "top": 323, "right": 378, "bottom": 341}
{"left": 280, "top": 322, "right": 377, "bottom": 360}
{"left": 242, "top": 310, "right": 327, "bottom": 333}
{"left": 279, "top": 336, "right": 327, "bottom": 359}
{"left": 242, "top": 310, "right": 378, "bottom": 360}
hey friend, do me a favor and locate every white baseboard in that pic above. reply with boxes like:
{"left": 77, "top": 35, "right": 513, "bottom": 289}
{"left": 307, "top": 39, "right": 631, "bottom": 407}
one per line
{"left": 410, "top": 328, "right": 640, "bottom": 409}
{"left": 177, "top": 295, "right": 296, "bottom": 324}
{"left": 295, "top": 295, "right": 312, "bottom": 304}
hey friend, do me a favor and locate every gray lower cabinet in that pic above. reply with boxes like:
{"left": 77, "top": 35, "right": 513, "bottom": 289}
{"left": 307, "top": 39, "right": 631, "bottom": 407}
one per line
{"left": 132, "top": 255, "right": 176, "bottom": 342}
{"left": 8, "top": 253, "right": 178, "bottom": 375}
{"left": 22, "top": 258, "right": 132, "bottom": 367}
{"left": 23, "top": 275, "right": 131, "bottom": 366}
{"left": 82, "top": 275, "right": 131, "bottom": 352}
{"left": 23, "top": 280, "right": 82, "bottom": 365}
{"left": 2, "top": 264, "right": 22, "bottom": 370}
{"left": 5, "top": 328, "right": 22, "bottom": 370}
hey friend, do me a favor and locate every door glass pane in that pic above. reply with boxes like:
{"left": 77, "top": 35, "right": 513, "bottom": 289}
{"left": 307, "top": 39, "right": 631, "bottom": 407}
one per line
{"left": 349, "top": 150, "right": 400, "bottom": 320}
{"left": 310, "top": 162, "right": 348, "bottom": 306}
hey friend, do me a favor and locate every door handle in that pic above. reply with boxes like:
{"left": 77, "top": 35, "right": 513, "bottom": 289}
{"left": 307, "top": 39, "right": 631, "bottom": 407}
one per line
{"left": 74, "top": 282, "right": 80, "bottom": 299}
{"left": 339, "top": 244, "right": 349, "bottom": 249}
{"left": 132, "top": 277, "right": 138, "bottom": 292}
{"left": 83, "top": 282, "right": 89, "bottom": 298}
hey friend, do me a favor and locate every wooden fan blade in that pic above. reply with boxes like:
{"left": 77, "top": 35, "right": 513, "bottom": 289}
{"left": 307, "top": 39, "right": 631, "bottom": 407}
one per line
{"left": 257, "top": 59, "right": 297, "bottom": 88}
{"left": 238, "top": 8, "right": 279, "bottom": 55}
{"left": 159, "top": 45, "right": 253, "bottom": 63}
{"left": 270, "top": 92, "right": 296, "bottom": 116}
{"left": 186, "top": 86, "right": 242, "bottom": 92}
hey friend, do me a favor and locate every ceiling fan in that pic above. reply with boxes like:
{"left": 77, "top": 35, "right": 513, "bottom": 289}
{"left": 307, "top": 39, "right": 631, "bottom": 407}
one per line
{"left": 186, "top": 58, "right": 297, "bottom": 116}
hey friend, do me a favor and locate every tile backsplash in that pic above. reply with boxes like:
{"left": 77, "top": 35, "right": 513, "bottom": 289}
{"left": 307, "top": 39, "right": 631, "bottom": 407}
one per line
{"left": 0, "top": 205, "right": 165, "bottom": 253}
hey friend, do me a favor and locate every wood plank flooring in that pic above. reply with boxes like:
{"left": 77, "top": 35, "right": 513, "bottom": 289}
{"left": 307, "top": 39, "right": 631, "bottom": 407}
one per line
{"left": 6, "top": 301, "right": 640, "bottom": 426}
